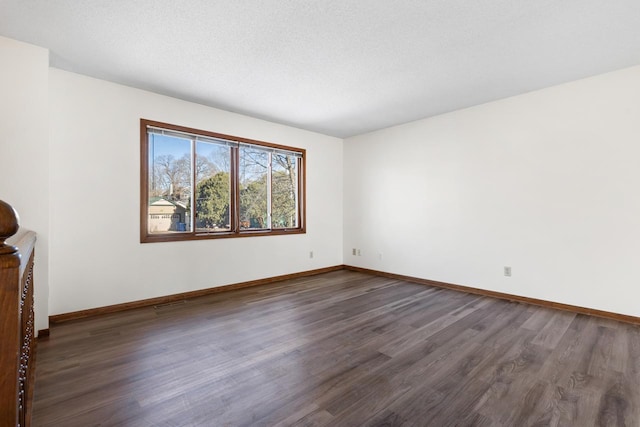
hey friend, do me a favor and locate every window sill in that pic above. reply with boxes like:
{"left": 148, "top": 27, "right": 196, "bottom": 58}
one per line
{"left": 140, "top": 228, "right": 306, "bottom": 243}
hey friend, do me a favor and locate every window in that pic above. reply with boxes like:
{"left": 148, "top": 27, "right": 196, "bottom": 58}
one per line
{"left": 140, "top": 119, "right": 305, "bottom": 243}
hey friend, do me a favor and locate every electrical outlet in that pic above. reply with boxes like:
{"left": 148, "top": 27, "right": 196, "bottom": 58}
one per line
{"left": 504, "top": 266, "right": 512, "bottom": 277}
{"left": 352, "top": 248, "right": 356, "bottom": 256}
{"left": 357, "top": 249, "right": 362, "bottom": 256}
{"left": 309, "top": 251, "right": 314, "bottom": 259}
{"left": 378, "top": 252, "right": 383, "bottom": 260}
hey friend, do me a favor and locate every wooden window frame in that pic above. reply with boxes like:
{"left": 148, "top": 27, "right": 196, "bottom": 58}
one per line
{"left": 140, "top": 119, "right": 306, "bottom": 243}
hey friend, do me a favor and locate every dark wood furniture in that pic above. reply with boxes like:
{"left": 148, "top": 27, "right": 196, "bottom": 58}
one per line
{"left": 1, "top": 200, "right": 36, "bottom": 427}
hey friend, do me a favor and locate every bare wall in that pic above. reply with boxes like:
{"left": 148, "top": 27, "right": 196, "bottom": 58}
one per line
{"left": 6, "top": 32, "right": 640, "bottom": 320}
{"left": 343, "top": 65, "right": 640, "bottom": 317}
{"left": 0, "top": 36, "right": 50, "bottom": 332}
{"left": 49, "top": 68, "right": 343, "bottom": 315}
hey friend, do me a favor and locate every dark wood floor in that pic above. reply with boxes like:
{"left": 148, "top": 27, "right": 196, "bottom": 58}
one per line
{"left": 33, "top": 270, "right": 640, "bottom": 426}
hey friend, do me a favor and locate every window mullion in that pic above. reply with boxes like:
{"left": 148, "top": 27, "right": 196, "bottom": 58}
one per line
{"left": 298, "top": 156, "right": 304, "bottom": 229}
{"left": 190, "top": 137, "right": 196, "bottom": 233}
{"left": 232, "top": 146, "right": 239, "bottom": 233}
{"left": 294, "top": 157, "right": 300, "bottom": 229}
{"left": 266, "top": 152, "right": 273, "bottom": 230}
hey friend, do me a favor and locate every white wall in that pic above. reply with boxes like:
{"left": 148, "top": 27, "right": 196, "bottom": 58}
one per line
{"left": 5, "top": 34, "right": 639, "bottom": 321}
{"left": 49, "top": 69, "right": 343, "bottom": 315}
{"left": 344, "top": 65, "right": 640, "bottom": 317}
{"left": 0, "top": 37, "right": 50, "bottom": 332}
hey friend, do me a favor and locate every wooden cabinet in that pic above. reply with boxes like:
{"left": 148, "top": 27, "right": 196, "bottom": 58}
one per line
{"left": 1, "top": 200, "right": 36, "bottom": 427}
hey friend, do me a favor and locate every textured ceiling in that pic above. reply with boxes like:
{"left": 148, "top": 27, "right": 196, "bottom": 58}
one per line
{"left": 1, "top": 1, "right": 640, "bottom": 138}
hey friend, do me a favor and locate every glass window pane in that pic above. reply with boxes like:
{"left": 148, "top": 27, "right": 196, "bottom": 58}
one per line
{"left": 239, "top": 146, "right": 268, "bottom": 230}
{"left": 143, "top": 120, "right": 305, "bottom": 242}
{"left": 148, "top": 133, "right": 192, "bottom": 234}
{"left": 195, "top": 141, "right": 231, "bottom": 232}
{"left": 272, "top": 153, "right": 298, "bottom": 228}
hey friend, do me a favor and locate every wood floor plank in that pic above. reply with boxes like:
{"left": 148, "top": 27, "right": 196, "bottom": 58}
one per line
{"left": 32, "top": 270, "right": 640, "bottom": 426}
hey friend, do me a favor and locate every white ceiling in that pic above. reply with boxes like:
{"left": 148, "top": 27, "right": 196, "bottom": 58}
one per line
{"left": 1, "top": 1, "right": 640, "bottom": 138}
